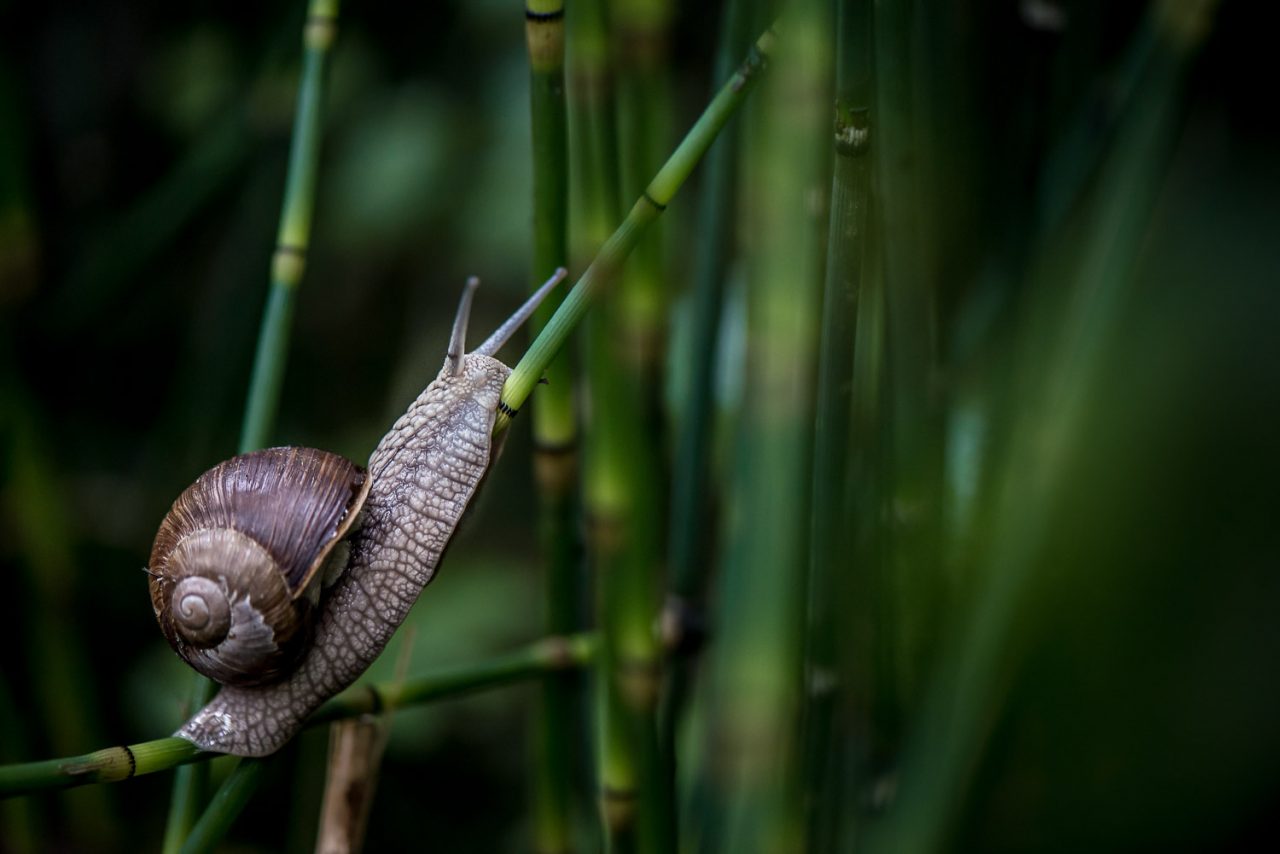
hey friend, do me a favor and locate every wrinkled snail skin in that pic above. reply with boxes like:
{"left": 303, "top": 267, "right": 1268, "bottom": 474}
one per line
{"left": 176, "top": 354, "right": 510, "bottom": 756}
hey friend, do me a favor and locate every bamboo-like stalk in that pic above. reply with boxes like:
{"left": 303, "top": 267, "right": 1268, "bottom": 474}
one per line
{"left": 495, "top": 26, "right": 778, "bottom": 433}
{"left": 873, "top": 0, "right": 948, "bottom": 725}
{"left": 803, "top": 0, "right": 872, "bottom": 848}
{"left": 566, "top": 2, "right": 647, "bottom": 849}
{"left": 599, "top": 0, "right": 676, "bottom": 849}
{"left": 660, "top": 0, "right": 753, "bottom": 783}
{"left": 164, "top": 1, "right": 343, "bottom": 845}
{"left": 526, "top": 0, "right": 575, "bottom": 453}
{"left": 612, "top": 0, "right": 674, "bottom": 384}
{"left": 0, "top": 633, "right": 596, "bottom": 799}
{"left": 583, "top": 271, "right": 670, "bottom": 853}
{"left": 239, "top": 0, "right": 342, "bottom": 453}
{"left": 865, "top": 5, "right": 1219, "bottom": 851}
{"left": 843, "top": 207, "right": 890, "bottom": 849}
{"left": 524, "top": 3, "right": 581, "bottom": 852}
{"left": 698, "top": 1, "right": 830, "bottom": 850}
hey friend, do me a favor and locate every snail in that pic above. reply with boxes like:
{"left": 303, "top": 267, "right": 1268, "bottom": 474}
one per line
{"left": 147, "top": 268, "right": 566, "bottom": 757}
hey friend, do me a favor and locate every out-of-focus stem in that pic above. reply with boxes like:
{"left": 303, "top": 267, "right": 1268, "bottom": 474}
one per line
{"left": 701, "top": 2, "right": 830, "bottom": 850}
{"left": 1, "top": 634, "right": 596, "bottom": 798}
{"left": 525, "top": 2, "right": 580, "bottom": 851}
{"left": 803, "top": 0, "right": 872, "bottom": 848}
{"left": 660, "top": 0, "right": 753, "bottom": 781}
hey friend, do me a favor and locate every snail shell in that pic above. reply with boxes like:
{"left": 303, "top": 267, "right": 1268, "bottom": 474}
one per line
{"left": 156, "top": 270, "right": 566, "bottom": 756}
{"left": 148, "top": 448, "right": 370, "bottom": 686}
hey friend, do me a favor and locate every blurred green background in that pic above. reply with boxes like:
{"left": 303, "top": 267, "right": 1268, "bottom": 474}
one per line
{"left": 1, "top": 0, "right": 1278, "bottom": 851}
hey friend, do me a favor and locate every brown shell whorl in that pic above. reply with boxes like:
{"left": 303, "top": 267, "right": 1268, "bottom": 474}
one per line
{"left": 149, "top": 447, "right": 370, "bottom": 687}
{"left": 171, "top": 575, "right": 230, "bottom": 647}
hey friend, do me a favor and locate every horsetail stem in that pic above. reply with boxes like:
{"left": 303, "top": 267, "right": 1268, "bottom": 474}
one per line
{"left": 522, "top": 2, "right": 580, "bottom": 851}
{"left": 495, "top": 24, "right": 776, "bottom": 433}
{"left": 0, "top": 634, "right": 596, "bottom": 799}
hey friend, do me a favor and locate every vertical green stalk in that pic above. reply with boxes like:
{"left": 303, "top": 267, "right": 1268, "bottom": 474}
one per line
{"left": 866, "top": 4, "right": 1218, "bottom": 850}
{"left": 584, "top": 289, "right": 672, "bottom": 853}
{"left": 500, "top": 18, "right": 774, "bottom": 851}
{"left": 870, "top": 0, "right": 945, "bottom": 749}
{"left": 843, "top": 208, "right": 891, "bottom": 848}
{"left": 165, "top": 1, "right": 342, "bottom": 849}
{"left": 525, "top": 2, "right": 580, "bottom": 852}
{"left": 494, "top": 25, "right": 781, "bottom": 842}
{"left": 239, "top": 0, "right": 341, "bottom": 454}
{"left": 611, "top": 0, "right": 673, "bottom": 387}
{"left": 660, "top": 0, "right": 753, "bottom": 776}
{"left": 701, "top": 2, "right": 830, "bottom": 851}
{"left": 803, "top": 0, "right": 871, "bottom": 848}
{"left": 568, "top": 3, "right": 648, "bottom": 851}
{"left": 606, "top": 0, "right": 677, "bottom": 847}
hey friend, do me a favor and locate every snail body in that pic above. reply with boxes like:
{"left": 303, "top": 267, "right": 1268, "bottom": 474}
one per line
{"left": 148, "top": 271, "right": 565, "bottom": 756}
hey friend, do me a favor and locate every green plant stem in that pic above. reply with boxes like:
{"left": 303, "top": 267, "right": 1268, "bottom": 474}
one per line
{"left": 803, "top": 0, "right": 871, "bottom": 848}
{"left": 160, "top": 678, "right": 217, "bottom": 854}
{"left": 659, "top": 0, "right": 754, "bottom": 797}
{"left": 525, "top": 3, "right": 580, "bottom": 852}
{"left": 164, "top": 2, "right": 343, "bottom": 846}
{"left": 239, "top": 0, "right": 342, "bottom": 453}
{"left": 871, "top": 0, "right": 947, "bottom": 744}
{"left": 613, "top": 0, "right": 674, "bottom": 383}
{"left": 179, "top": 758, "right": 273, "bottom": 854}
{"left": 700, "top": 1, "right": 830, "bottom": 850}
{"left": 495, "top": 24, "right": 778, "bottom": 434}
{"left": 0, "top": 739, "right": 206, "bottom": 798}
{"left": 0, "top": 633, "right": 596, "bottom": 799}
{"left": 584, "top": 281, "right": 670, "bottom": 854}
{"left": 527, "top": 0, "right": 576, "bottom": 453}
{"left": 567, "top": 2, "right": 645, "bottom": 849}
{"left": 596, "top": 2, "right": 677, "bottom": 849}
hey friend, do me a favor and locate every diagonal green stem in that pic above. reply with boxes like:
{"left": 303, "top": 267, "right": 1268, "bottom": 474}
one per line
{"left": 0, "top": 633, "right": 596, "bottom": 800}
{"left": 179, "top": 757, "right": 274, "bottom": 854}
{"left": 494, "top": 24, "right": 777, "bottom": 434}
